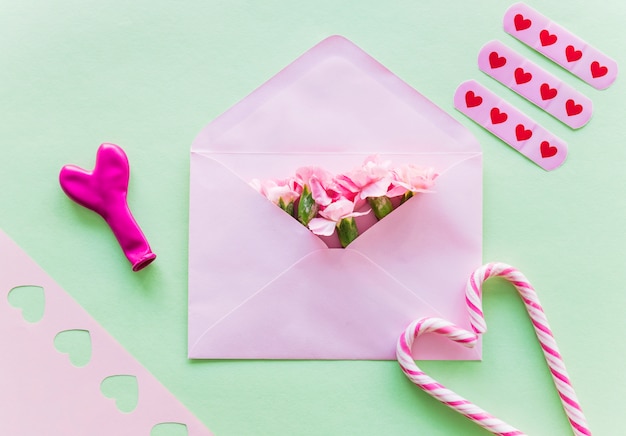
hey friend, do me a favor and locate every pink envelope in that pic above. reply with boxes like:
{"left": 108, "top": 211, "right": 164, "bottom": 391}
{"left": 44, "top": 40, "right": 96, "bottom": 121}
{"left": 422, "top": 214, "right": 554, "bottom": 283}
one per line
{"left": 188, "top": 36, "right": 482, "bottom": 360}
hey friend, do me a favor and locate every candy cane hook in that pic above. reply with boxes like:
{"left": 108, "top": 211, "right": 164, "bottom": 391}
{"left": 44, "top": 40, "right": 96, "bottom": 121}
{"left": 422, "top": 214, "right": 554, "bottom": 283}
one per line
{"left": 465, "top": 263, "right": 591, "bottom": 436}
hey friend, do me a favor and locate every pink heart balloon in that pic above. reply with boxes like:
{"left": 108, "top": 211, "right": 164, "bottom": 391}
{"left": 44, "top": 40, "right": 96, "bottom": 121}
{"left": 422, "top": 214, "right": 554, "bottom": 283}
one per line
{"left": 59, "top": 143, "right": 156, "bottom": 271}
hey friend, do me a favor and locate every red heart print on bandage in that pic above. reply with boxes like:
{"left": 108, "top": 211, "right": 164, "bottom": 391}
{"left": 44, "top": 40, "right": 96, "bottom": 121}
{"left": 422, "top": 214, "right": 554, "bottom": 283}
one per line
{"left": 514, "top": 67, "right": 532, "bottom": 84}
{"left": 513, "top": 13, "right": 531, "bottom": 31}
{"left": 455, "top": 80, "right": 567, "bottom": 171}
{"left": 539, "top": 29, "right": 557, "bottom": 46}
{"left": 479, "top": 40, "right": 592, "bottom": 129}
{"left": 565, "top": 45, "right": 582, "bottom": 62}
{"left": 590, "top": 61, "right": 608, "bottom": 78}
{"left": 396, "top": 263, "right": 592, "bottom": 436}
{"left": 464, "top": 91, "right": 483, "bottom": 108}
{"left": 488, "top": 52, "right": 506, "bottom": 68}
{"left": 489, "top": 107, "right": 507, "bottom": 124}
{"left": 504, "top": 2, "right": 617, "bottom": 90}
{"left": 515, "top": 124, "right": 532, "bottom": 141}
{"left": 540, "top": 83, "right": 557, "bottom": 100}
{"left": 565, "top": 99, "right": 583, "bottom": 116}
{"left": 540, "top": 141, "right": 558, "bottom": 158}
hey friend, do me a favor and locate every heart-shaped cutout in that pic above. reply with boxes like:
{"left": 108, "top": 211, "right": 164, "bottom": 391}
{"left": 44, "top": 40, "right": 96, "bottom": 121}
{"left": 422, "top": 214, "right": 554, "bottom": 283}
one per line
{"left": 397, "top": 263, "right": 591, "bottom": 435}
{"left": 100, "top": 375, "right": 139, "bottom": 413}
{"left": 151, "top": 422, "right": 188, "bottom": 436}
{"left": 7, "top": 285, "right": 45, "bottom": 323}
{"left": 54, "top": 329, "right": 92, "bottom": 367}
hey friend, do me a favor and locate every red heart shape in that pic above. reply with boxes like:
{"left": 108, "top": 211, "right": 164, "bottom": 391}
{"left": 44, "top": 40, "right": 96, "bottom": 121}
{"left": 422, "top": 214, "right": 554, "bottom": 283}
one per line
{"left": 565, "top": 45, "right": 582, "bottom": 62}
{"left": 539, "top": 29, "right": 557, "bottom": 46}
{"left": 514, "top": 13, "right": 531, "bottom": 31}
{"left": 490, "top": 108, "right": 508, "bottom": 124}
{"left": 514, "top": 67, "right": 532, "bottom": 84}
{"left": 540, "top": 141, "right": 557, "bottom": 158}
{"left": 590, "top": 61, "right": 608, "bottom": 78}
{"left": 565, "top": 99, "right": 583, "bottom": 116}
{"left": 464, "top": 91, "right": 483, "bottom": 108}
{"left": 540, "top": 83, "right": 557, "bottom": 100}
{"left": 515, "top": 124, "right": 532, "bottom": 141}
{"left": 488, "top": 51, "right": 506, "bottom": 69}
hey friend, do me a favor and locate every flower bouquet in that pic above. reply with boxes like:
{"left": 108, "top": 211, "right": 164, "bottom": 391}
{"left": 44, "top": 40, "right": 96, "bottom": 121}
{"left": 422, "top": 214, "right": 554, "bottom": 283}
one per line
{"left": 251, "top": 156, "right": 437, "bottom": 247}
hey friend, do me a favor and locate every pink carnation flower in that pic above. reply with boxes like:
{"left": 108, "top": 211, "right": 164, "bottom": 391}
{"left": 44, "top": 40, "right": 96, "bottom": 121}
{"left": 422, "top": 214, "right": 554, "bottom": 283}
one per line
{"left": 295, "top": 166, "right": 344, "bottom": 207}
{"left": 308, "top": 199, "right": 370, "bottom": 237}
{"left": 250, "top": 178, "right": 300, "bottom": 206}
{"left": 387, "top": 164, "right": 438, "bottom": 197}
{"left": 335, "top": 155, "right": 393, "bottom": 200}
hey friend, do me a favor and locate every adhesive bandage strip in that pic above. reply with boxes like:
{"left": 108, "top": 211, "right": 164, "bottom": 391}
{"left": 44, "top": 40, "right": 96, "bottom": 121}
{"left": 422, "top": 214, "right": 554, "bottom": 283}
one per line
{"left": 454, "top": 80, "right": 567, "bottom": 171}
{"left": 504, "top": 2, "right": 617, "bottom": 90}
{"left": 479, "top": 40, "right": 592, "bottom": 129}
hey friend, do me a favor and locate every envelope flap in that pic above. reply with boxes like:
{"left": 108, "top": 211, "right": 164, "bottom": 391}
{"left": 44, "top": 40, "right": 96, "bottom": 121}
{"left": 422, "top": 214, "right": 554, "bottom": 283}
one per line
{"left": 192, "top": 35, "right": 480, "bottom": 155}
{"left": 190, "top": 249, "right": 480, "bottom": 360}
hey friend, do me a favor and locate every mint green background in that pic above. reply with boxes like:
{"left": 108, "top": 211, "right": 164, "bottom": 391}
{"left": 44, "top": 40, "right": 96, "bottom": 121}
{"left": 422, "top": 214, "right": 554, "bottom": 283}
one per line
{"left": 1, "top": 1, "right": 624, "bottom": 435}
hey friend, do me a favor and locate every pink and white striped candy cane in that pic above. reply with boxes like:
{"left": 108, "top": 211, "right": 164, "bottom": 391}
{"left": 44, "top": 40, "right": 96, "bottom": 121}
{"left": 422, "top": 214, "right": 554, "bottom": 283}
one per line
{"left": 397, "top": 317, "right": 525, "bottom": 436}
{"left": 465, "top": 262, "right": 591, "bottom": 436}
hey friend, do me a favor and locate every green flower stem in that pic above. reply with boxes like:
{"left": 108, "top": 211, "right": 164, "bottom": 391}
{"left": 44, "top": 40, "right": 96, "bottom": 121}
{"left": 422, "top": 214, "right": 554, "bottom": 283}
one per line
{"left": 278, "top": 197, "right": 294, "bottom": 216}
{"left": 401, "top": 190, "right": 414, "bottom": 205}
{"left": 297, "top": 184, "right": 318, "bottom": 226}
{"left": 337, "top": 217, "right": 359, "bottom": 248}
{"left": 367, "top": 196, "right": 393, "bottom": 220}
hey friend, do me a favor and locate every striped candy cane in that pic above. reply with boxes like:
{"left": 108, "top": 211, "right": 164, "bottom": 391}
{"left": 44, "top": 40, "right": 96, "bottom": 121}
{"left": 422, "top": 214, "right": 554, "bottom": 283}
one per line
{"left": 466, "top": 263, "right": 591, "bottom": 436}
{"left": 397, "top": 263, "right": 591, "bottom": 436}
{"left": 397, "top": 317, "right": 524, "bottom": 436}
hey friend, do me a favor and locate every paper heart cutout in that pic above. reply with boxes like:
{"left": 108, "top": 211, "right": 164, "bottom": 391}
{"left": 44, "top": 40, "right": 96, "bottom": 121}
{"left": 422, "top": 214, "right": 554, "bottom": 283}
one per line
{"left": 397, "top": 263, "right": 591, "bottom": 436}
{"left": 514, "top": 14, "right": 531, "bottom": 31}
{"left": 59, "top": 143, "right": 156, "bottom": 271}
{"left": 151, "top": 422, "right": 189, "bottom": 436}
{"left": 465, "top": 91, "right": 483, "bottom": 108}
{"left": 540, "top": 83, "right": 557, "bottom": 100}
{"left": 7, "top": 285, "right": 45, "bottom": 323}
{"left": 54, "top": 329, "right": 92, "bottom": 367}
{"left": 514, "top": 67, "right": 532, "bottom": 84}
{"left": 565, "top": 45, "right": 582, "bottom": 62}
{"left": 100, "top": 375, "right": 139, "bottom": 413}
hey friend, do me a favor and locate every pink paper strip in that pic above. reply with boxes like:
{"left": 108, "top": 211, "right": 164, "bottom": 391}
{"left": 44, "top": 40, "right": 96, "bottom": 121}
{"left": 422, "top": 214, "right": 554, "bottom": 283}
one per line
{"left": 0, "top": 229, "right": 212, "bottom": 436}
{"left": 454, "top": 80, "right": 567, "bottom": 171}
{"left": 479, "top": 40, "right": 592, "bottom": 129}
{"left": 504, "top": 2, "right": 618, "bottom": 90}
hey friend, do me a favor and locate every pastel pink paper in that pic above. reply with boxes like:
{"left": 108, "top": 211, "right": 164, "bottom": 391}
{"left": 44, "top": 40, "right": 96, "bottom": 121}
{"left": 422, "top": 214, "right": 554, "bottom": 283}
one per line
{"left": 59, "top": 143, "right": 156, "bottom": 272}
{"left": 0, "top": 230, "right": 212, "bottom": 436}
{"left": 454, "top": 80, "right": 567, "bottom": 171}
{"left": 504, "top": 2, "right": 617, "bottom": 90}
{"left": 479, "top": 40, "right": 592, "bottom": 129}
{"left": 188, "top": 36, "right": 483, "bottom": 360}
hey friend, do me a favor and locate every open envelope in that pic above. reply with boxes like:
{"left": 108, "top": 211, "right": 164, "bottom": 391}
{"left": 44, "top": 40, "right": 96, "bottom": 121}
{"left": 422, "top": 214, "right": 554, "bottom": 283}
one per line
{"left": 188, "top": 36, "right": 482, "bottom": 360}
